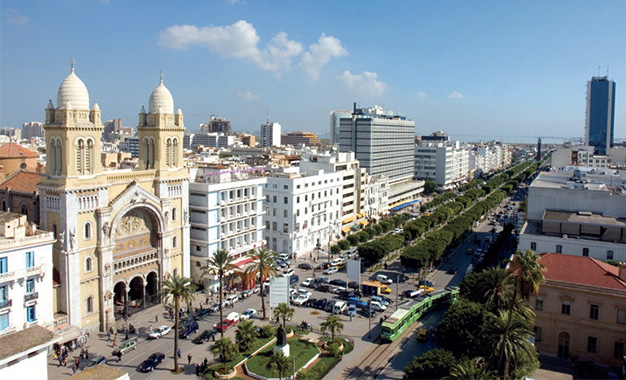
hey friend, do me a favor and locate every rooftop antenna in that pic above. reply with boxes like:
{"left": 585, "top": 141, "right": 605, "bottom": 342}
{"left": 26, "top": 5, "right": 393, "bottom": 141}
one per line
{"left": 266, "top": 110, "right": 270, "bottom": 123}
{"left": 70, "top": 57, "right": 76, "bottom": 71}
{"left": 597, "top": 65, "right": 601, "bottom": 77}
{"left": 607, "top": 63, "right": 610, "bottom": 78}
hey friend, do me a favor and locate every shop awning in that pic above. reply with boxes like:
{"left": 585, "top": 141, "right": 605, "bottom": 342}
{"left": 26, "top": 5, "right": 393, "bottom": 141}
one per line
{"left": 360, "top": 220, "right": 369, "bottom": 226}
{"left": 342, "top": 215, "right": 356, "bottom": 224}
{"left": 357, "top": 212, "right": 366, "bottom": 218}
{"left": 341, "top": 226, "right": 351, "bottom": 233}
{"left": 390, "top": 199, "right": 420, "bottom": 211}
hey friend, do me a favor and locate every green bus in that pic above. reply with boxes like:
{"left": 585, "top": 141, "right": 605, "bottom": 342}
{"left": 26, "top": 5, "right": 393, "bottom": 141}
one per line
{"left": 380, "top": 287, "right": 459, "bottom": 342}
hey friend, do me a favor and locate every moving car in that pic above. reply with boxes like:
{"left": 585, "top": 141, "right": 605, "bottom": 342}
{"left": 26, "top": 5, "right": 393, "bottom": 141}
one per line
{"left": 148, "top": 325, "right": 172, "bottom": 339}
{"left": 403, "top": 289, "right": 423, "bottom": 298}
{"left": 417, "top": 328, "right": 429, "bottom": 342}
{"left": 192, "top": 329, "right": 216, "bottom": 344}
{"left": 418, "top": 280, "right": 434, "bottom": 287}
{"left": 446, "top": 267, "right": 459, "bottom": 275}
{"left": 241, "top": 309, "right": 256, "bottom": 320}
{"left": 216, "top": 319, "right": 236, "bottom": 332}
{"left": 298, "top": 263, "right": 313, "bottom": 270}
{"left": 112, "top": 339, "right": 137, "bottom": 355}
{"left": 194, "top": 308, "right": 212, "bottom": 320}
{"left": 418, "top": 285, "right": 435, "bottom": 293}
{"left": 329, "top": 279, "right": 347, "bottom": 287}
{"left": 323, "top": 266, "right": 338, "bottom": 275}
{"left": 138, "top": 352, "right": 165, "bottom": 372}
{"left": 179, "top": 321, "right": 199, "bottom": 339}
{"left": 376, "top": 274, "right": 393, "bottom": 284}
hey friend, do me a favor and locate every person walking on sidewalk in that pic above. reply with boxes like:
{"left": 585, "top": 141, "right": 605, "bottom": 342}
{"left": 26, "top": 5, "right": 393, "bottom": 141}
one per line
{"left": 187, "top": 353, "right": 192, "bottom": 366}
{"left": 177, "top": 348, "right": 181, "bottom": 359}
{"left": 155, "top": 314, "right": 158, "bottom": 323}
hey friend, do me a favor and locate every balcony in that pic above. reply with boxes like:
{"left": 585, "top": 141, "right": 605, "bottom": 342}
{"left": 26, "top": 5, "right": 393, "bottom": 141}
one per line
{"left": 0, "top": 299, "right": 11, "bottom": 309}
{"left": 0, "top": 271, "right": 15, "bottom": 282}
{"left": 24, "top": 292, "right": 39, "bottom": 302}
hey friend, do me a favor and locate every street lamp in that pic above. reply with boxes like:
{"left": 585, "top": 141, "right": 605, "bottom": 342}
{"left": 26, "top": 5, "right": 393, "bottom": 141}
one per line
{"left": 315, "top": 242, "right": 321, "bottom": 261}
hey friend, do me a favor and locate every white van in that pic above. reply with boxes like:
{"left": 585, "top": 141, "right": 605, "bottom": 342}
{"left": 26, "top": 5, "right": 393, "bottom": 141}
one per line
{"left": 332, "top": 301, "right": 347, "bottom": 315}
{"left": 376, "top": 274, "right": 393, "bottom": 284}
{"left": 226, "top": 312, "right": 240, "bottom": 323}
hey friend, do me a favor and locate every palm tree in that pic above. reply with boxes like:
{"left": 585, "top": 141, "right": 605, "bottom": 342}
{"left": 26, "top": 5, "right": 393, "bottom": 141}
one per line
{"left": 320, "top": 315, "right": 343, "bottom": 344}
{"left": 212, "top": 337, "right": 239, "bottom": 374}
{"left": 245, "top": 247, "right": 278, "bottom": 320}
{"left": 484, "top": 309, "right": 537, "bottom": 379}
{"left": 266, "top": 352, "right": 292, "bottom": 380}
{"left": 512, "top": 249, "right": 545, "bottom": 300}
{"left": 235, "top": 320, "right": 258, "bottom": 353}
{"left": 447, "top": 358, "right": 496, "bottom": 380}
{"left": 479, "top": 267, "right": 514, "bottom": 312}
{"left": 274, "top": 302, "right": 294, "bottom": 329}
{"left": 160, "top": 275, "right": 197, "bottom": 372}
{"left": 202, "top": 249, "right": 236, "bottom": 339}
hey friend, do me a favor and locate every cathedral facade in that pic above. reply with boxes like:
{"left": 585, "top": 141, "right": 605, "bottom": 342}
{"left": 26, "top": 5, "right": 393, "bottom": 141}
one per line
{"left": 39, "top": 64, "right": 190, "bottom": 332}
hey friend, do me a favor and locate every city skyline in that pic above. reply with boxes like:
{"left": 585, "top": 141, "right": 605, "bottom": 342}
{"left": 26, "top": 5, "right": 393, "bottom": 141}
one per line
{"left": 2, "top": 1, "right": 626, "bottom": 143}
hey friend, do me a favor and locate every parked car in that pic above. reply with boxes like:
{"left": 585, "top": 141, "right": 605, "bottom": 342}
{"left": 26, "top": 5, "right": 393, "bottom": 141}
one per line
{"left": 404, "top": 289, "right": 422, "bottom": 298}
{"left": 314, "top": 298, "right": 327, "bottom": 310}
{"left": 225, "top": 294, "right": 240, "bottom": 305}
{"left": 292, "top": 295, "right": 309, "bottom": 306}
{"left": 371, "top": 295, "right": 390, "bottom": 306}
{"left": 306, "top": 298, "right": 318, "bottom": 308}
{"left": 289, "top": 275, "right": 300, "bottom": 286}
{"left": 417, "top": 328, "right": 429, "bottom": 342}
{"left": 138, "top": 352, "right": 165, "bottom": 372}
{"left": 347, "top": 304, "right": 357, "bottom": 317}
{"left": 296, "top": 288, "right": 312, "bottom": 297}
{"left": 216, "top": 319, "right": 236, "bottom": 332}
{"left": 148, "top": 325, "right": 172, "bottom": 339}
{"left": 179, "top": 321, "right": 199, "bottom": 339}
{"left": 329, "top": 279, "right": 347, "bottom": 287}
{"left": 369, "top": 300, "right": 387, "bottom": 312}
{"left": 358, "top": 307, "right": 377, "bottom": 318}
{"left": 208, "top": 303, "right": 220, "bottom": 313}
{"left": 112, "top": 339, "right": 137, "bottom": 355}
{"left": 278, "top": 253, "right": 290, "bottom": 261}
{"left": 282, "top": 268, "right": 295, "bottom": 277}
{"left": 316, "top": 284, "right": 334, "bottom": 293}
{"left": 241, "top": 309, "right": 256, "bottom": 320}
{"left": 324, "top": 299, "right": 336, "bottom": 312}
{"left": 446, "top": 267, "right": 459, "bottom": 275}
{"left": 347, "top": 297, "right": 368, "bottom": 308}
{"left": 323, "top": 266, "right": 338, "bottom": 275}
{"left": 275, "top": 259, "right": 288, "bottom": 268}
{"left": 192, "top": 329, "right": 215, "bottom": 344}
{"left": 418, "top": 280, "right": 434, "bottom": 287}
{"left": 301, "top": 278, "right": 315, "bottom": 287}
{"left": 376, "top": 274, "right": 393, "bottom": 284}
{"left": 348, "top": 281, "right": 360, "bottom": 290}
{"left": 298, "top": 263, "right": 313, "bottom": 270}
{"left": 84, "top": 355, "right": 107, "bottom": 369}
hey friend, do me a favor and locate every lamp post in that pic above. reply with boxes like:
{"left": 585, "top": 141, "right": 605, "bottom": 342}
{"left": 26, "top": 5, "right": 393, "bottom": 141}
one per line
{"left": 316, "top": 242, "right": 321, "bottom": 261}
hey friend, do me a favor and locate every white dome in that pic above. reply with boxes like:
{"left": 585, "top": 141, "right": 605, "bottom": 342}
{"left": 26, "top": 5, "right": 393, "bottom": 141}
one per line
{"left": 57, "top": 68, "right": 90, "bottom": 110}
{"left": 148, "top": 76, "right": 174, "bottom": 114}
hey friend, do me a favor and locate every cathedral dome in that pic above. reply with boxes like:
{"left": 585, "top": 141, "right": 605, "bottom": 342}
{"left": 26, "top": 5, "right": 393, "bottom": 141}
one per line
{"left": 57, "top": 66, "right": 90, "bottom": 110}
{"left": 148, "top": 75, "right": 174, "bottom": 114}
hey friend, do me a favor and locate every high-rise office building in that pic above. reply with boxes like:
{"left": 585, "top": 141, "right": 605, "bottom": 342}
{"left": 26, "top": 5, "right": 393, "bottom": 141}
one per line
{"left": 585, "top": 76, "right": 616, "bottom": 155}
{"left": 200, "top": 116, "right": 232, "bottom": 135}
{"left": 338, "top": 103, "right": 415, "bottom": 184}
{"left": 329, "top": 110, "right": 351, "bottom": 146}
{"left": 260, "top": 121, "right": 281, "bottom": 148}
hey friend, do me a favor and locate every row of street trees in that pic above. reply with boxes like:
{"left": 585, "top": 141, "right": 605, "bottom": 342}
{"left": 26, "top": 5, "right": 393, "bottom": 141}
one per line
{"left": 403, "top": 250, "right": 546, "bottom": 379}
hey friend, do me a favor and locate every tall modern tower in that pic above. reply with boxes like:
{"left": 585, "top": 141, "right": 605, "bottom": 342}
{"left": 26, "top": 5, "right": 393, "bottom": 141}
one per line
{"left": 585, "top": 76, "right": 616, "bottom": 155}
{"left": 260, "top": 121, "right": 281, "bottom": 147}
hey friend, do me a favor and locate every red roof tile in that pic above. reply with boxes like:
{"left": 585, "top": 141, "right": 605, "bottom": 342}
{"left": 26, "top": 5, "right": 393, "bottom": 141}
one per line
{"left": 537, "top": 252, "right": 626, "bottom": 291}
{"left": 0, "top": 171, "right": 42, "bottom": 193}
{"left": 0, "top": 143, "right": 38, "bottom": 158}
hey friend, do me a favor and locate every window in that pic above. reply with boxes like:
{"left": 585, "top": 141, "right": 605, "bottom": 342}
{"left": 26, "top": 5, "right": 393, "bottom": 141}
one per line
{"left": 0, "top": 285, "right": 8, "bottom": 303}
{"left": 195, "top": 245, "right": 201, "bottom": 252}
{"left": 614, "top": 342, "right": 625, "bottom": 358}
{"left": 25, "top": 251, "right": 34, "bottom": 268}
{"left": 273, "top": 196, "right": 277, "bottom": 203}
{"left": 86, "top": 296, "right": 94, "bottom": 314}
{"left": 582, "top": 247, "right": 589, "bottom": 257}
{"left": 85, "top": 257, "right": 93, "bottom": 272}
{"left": 172, "top": 208, "right": 177, "bottom": 221}
{"left": 26, "top": 305, "right": 36, "bottom": 322}
{"left": 283, "top": 197, "right": 288, "bottom": 204}
{"left": 172, "top": 236, "right": 178, "bottom": 248}
{"left": 589, "top": 304, "right": 599, "bottom": 320}
{"left": 26, "top": 278, "right": 35, "bottom": 294}
{"left": 607, "top": 250, "right": 614, "bottom": 260}
{"left": 296, "top": 196, "right": 300, "bottom": 204}
{"left": 84, "top": 222, "right": 92, "bottom": 239}
{"left": 561, "top": 300, "right": 571, "bottom": 315}
{"left": 534, "top": 326, "right": 542, "bottom": 342}
{"left": 272, "top": 222, "right": 277, "bottom": 231}
{"left": 587, "top": 336, "right": 597, "bottom": 353}
{"left": 535, "top": 296, "right": 544, "bottom": 311}
{"left": 0, "top": 257, "right": 7, "bottom": 274}
{"left": 617, "top": 309, "right": 626, "bottom": 325}
{"left": 530, "top": 242, "right": 537, "bottom": 251}
{"left": 0, "top": 313, "right": 8, "bottom": 331}
{"left": 283, "top": 224, "right": 289, "bottom": 233}
{"left": 556, "top": 245, "right": 562, "bottom": 253}
{"left": 283, "top": 210, "right": 288, "bottom": 218}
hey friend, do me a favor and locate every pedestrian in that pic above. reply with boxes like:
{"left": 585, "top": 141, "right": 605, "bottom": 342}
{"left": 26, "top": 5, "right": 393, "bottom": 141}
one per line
{"left": 85, "top": 348, "right": 89, "bottom": 358}
{"left": 204, "top": 357, "right": 208, "bottom": 367}
{"left": 107, "top": 331, "right": 111, "bottom": 341}
{"left": 71, "top": 364, "right": 77, "bottom": 374}
{"left": 116, "top": 352, "right": 122, "bottom": 362}
{"left": 177, "top": 348, "right": 181, "bottom": 359}
{"left": 187, "top": 353, "right": 192, "bottom": 366}
{"left": 112, "top": 338, "right": 117, "bottom": 347}
{"left": 75, "top": 357, "right": 80, "bottom": 368}
{"left": 196, "top": 364, "right": 200, "bottom": 376}
{"left": 155, "top": 314, "right": 158, "bottom": 323}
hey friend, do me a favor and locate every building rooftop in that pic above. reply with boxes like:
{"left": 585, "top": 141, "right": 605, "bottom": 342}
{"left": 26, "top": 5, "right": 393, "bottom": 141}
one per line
{"left": 0, "top": 325, "right": 57, "bottom": 362}
{"left": 0, "top": 143, "right": 38, "bottom": 159}
{"left": 0, "top": 171, "right": 42, "bottom": 193}
{"left": 67, "top": 364, "right": 128, "bottom": 380}
{"left": 543, "top": 210, "right": 626, "bottom": 227}
{"left": 536, "top": 253, "right": 626, "bottom": 291}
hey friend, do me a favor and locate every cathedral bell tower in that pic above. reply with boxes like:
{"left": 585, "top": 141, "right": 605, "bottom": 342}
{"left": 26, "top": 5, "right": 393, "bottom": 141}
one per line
{"left": 43, "top": 59, "right": 103, "bottom": 178}
{"left": 137, "top": 73, "right": 185, "bottom": 172}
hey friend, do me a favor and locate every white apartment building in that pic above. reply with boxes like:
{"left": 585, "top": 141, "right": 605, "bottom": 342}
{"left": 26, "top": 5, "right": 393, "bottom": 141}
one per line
{"left": 0, "top": 212, "right": 55, "bottom": 335}
{"left": 261, "top": 121, "right": 281, "bottom": 148}
{"left": 473, "top": 143, "right": 511, "bottom": 176}
{"left": 414, "top": 141, "right": 470, "bottom": 190}
{"left": 188, "top": 166, "right": 266, "bottom": 290}
{"left": 264, "top": 169, "right": 343, "bottom": 257}
{"left": 518, "top": 170, "right": 626, "bottom": 262}
{"left": 551, "top": 146, "right": 610, "bottom": 168}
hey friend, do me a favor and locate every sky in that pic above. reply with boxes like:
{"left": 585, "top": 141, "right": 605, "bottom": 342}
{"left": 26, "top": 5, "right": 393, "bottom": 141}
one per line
{"left": 1, "top": 0, "right": 626, "bottom": 143}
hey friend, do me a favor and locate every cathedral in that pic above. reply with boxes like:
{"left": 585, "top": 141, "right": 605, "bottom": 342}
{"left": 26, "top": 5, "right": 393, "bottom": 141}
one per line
{"left": 39, "top": 62, "right": 190, "bottom": 332}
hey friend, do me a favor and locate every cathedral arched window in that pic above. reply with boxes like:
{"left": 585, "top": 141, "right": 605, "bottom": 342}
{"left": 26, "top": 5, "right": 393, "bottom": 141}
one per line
{"left": 86, "top": 139, "right": 94, "bottom": 173}
{"left": 76, "top": 138, "right": 85, "bottom": 174}
{"left": 86, "top": 296, "right": 94, "bottom": 313}
{"left": 1, "top": 200, "right": 6, "bottom": 212}
{"left": 84, "top": 222, "right": 92, "bottom": 240}
{"left": 172, "top": 207, "right": 177, "bottom": 221}
{"left": 149, "top": 138, "right": 155, "bottom": 169}
{"left": 173, "top": 138, "right": 179, "bottom": 166}
{"left": 85, "top": 256, "right": 93, "bottom": 272}
{"left": 20, "top": 204, "right": 28, "bottom": 215}
{"left": 165, "top": 138, "right": 172, "bottom": 167}
{"left": 172, "top": 236, "right": 178, "bottom": 248}
{"left": 54, "top": 138, "right": 62, "bottom": 175}
{"left": 49, "top": 138, "right": 57, "bottom": 175}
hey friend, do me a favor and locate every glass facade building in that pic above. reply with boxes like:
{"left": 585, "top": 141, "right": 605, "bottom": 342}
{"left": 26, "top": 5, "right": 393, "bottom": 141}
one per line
{"left": 585, "top": 76, "right": 616, "bottom": 155}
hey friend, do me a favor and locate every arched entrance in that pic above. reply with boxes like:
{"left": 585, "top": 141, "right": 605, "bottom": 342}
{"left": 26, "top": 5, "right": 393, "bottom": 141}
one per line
{"left": 146, "top": 272, "right": 159, "bottom": 304}
{"left": 129, "top": 277, "right": 144, "bottom": 309}
{"left": 558, "top": 332, "right": 570, "bottom": 358}
{"left": 113, "top": 282, "right": 127, "bottom": 317}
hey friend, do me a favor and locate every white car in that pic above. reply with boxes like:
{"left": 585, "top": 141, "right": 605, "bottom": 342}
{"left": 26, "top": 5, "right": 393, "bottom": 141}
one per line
{"left": 241, "top": 309, "right": 256, "bottom": 320}
{"left": 296, "top": 288, "right": 312, "bottom": 298}
{"left": 282, "top": 268, "right": 295, "bottom": 277}
{"left": 148, "top": 325, "right": 172, "bottom": 339}
{"left": 323, "top": 266, "right": 338, "bottom": 275}
{"left": 370, "top": 300, "right": 387, "bottom": 312}
{"left": 301, "top": 278, "right": 314, "bottom": 287}
{"left": 292, "top": 295, "right": 309, "bottom": 306}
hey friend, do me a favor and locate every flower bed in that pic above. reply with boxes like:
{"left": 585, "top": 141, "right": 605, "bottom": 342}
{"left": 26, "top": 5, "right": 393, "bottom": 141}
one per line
{"left": 244, "top": 338, "right": 319, "bottom": 379}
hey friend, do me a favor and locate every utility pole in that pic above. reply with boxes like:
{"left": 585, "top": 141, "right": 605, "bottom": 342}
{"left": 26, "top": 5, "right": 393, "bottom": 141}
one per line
{"left": 396, "top": 274, "right": 399, "bottom": 311}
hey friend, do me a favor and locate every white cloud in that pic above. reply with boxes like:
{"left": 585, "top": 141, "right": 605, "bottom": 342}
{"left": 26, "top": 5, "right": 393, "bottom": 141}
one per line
{"left": 417, "top": 92, "right": 427, "bottom": 101}
{"left": 448, "top": 91, "right": 465, "bottom": 99}
{"left": 158, "top": 21, "right": 304, "bottom": 75}
{"left": 5, "top": 8, "right": 28, "bottom": 25}
{"left": 340, "top": 70, "right": 387, "bottom": 97}
{"left": 300, "top": 34, "right": 348, "bottom": 81}
{"left": 237, "top": 91, "right": 261, "bottom": 101}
